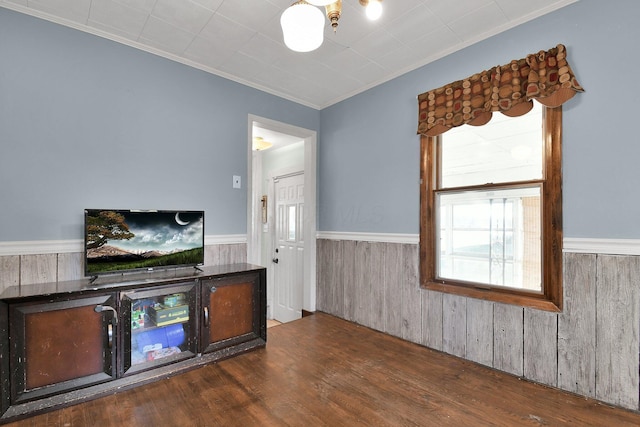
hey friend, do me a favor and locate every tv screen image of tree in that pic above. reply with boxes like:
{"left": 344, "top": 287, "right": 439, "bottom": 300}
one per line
{"left": 85, "top": 210, "right": 204, "bottom": 275}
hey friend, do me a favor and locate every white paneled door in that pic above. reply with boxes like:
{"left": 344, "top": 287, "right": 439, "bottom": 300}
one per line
{"left": 273, "top": 173, "right": 304, "bottom": 323}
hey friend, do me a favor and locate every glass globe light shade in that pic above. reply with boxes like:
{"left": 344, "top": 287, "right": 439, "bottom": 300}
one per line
{"left": 281, "top": 1, "right": 325, "bottom": 52}
{"left": 365, "top": 0, "right": 382, "bottom": 20}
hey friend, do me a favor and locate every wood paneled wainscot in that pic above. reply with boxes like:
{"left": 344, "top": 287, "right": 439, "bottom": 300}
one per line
{"left": 0, "top": 264, "right": 266, "bottom": 424}
{"left": 317, "top": 238, "right": 640, "bottom": 412}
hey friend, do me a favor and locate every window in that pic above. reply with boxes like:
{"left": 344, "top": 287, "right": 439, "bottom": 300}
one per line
{"left": 287, "top": 205, "right": 297, "bottom": 241}
{"left": 420, "top": 103, "right": 562, "bottom": 311}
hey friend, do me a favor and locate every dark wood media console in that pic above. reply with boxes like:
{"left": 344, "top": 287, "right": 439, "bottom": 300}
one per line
{"left": 0, "top": 264, "right": 266, "bottom": 424}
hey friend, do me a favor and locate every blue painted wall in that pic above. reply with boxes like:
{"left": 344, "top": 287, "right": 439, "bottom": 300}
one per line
{"left": 2, "top": 0, "right": 639, "bottom": 241}
{"left": 0, "top": 8, "right": 318, "bottom": 241}
{"left": 319, "top": 0, "right": 640, "bottom": 239}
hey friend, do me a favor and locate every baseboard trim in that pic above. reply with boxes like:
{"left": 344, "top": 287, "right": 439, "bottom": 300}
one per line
{"left": 0, "top": 235, "right": 247, "bottom": 256}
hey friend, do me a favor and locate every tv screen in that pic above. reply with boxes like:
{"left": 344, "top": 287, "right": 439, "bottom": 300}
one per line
{"left": 84, "top": 209, "right": 205, "bottom": 277}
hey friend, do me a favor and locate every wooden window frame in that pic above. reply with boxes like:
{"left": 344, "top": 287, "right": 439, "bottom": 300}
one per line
{"left": 419, "top": 106, "right": 562, "bottom": 312}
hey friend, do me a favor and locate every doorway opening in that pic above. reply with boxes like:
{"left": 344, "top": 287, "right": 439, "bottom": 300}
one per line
{"left": 247, "top": 115, "right": 317, "bottom": 324}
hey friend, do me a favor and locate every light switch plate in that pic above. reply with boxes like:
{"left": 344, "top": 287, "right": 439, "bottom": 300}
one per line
{"left": 233, "top": 175, "right": 241, "bottom": 189}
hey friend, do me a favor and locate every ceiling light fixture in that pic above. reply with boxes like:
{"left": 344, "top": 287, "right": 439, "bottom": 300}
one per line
{"left": 325, "top": 0, "right": 342, "bottom": 32}
{"left": 281, "top": 0, "right": 382, "bottom": 52}
{"left": 280, "top": 1, "right": 325, "bottom": 53}
{"left": 359, "top": 0, "right": 383, "bottom": 21}
{"left": 253, "top": 137, "right": 273, "bottom": 151}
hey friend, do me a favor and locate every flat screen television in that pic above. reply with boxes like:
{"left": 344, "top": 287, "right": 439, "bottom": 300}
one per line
{"left": 84, "top": 209, "right": 205, "bottom": 277}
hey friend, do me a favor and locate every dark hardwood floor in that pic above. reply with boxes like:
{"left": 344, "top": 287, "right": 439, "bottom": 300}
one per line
{"left": 6, "top": 312, "right": 640, "bottom": 426}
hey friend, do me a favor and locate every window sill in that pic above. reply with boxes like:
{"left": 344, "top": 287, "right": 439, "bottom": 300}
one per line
{"left": 422, "top": 280, "right": 561, "bottom": 312}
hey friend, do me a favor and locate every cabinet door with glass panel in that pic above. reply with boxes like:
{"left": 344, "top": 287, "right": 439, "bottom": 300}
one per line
{"left": 120, "top": 281, "right": 197, "bottom": 376}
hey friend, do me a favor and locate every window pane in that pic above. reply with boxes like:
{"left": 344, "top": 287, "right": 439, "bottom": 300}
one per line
{"left": 436, "top": 186, "right": 542, "bottom": 291}
{"left": 287, "top": 205, "right": 296, "bottom": 241}
{"left": 441, "top": 102, "right": 543, "bottom": 188}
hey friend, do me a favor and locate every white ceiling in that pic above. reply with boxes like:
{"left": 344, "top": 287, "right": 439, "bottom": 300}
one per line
{"left": 1, "top": 0, "right": 577, "bottom": 110}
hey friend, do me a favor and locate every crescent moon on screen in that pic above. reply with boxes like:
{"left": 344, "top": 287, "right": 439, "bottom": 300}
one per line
{"left": 175, "top": 212, "right": 190, "bottom": 226}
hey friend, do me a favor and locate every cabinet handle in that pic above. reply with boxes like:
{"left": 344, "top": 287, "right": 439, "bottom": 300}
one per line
{"left": 94, "top": 305, "right": 118, "bottom": 325}
{"left": 107, "top": 323, "right": 113, "bottom": 349}
{"left": 203, "top": 307, "right": 209, "bottom": 327}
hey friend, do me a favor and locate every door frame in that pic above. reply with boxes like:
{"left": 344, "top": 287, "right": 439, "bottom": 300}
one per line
{"left": 246, "top": 115, "right": 317, "bottom": 317}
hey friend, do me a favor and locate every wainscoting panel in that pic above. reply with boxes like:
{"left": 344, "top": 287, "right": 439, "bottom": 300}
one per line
{"left": 354, "top": 241, "right": 373, "bottom": 328}
{"left": 0, "top": 256, "right": 19, "bottom": 291}
{"left": 442, "top": 293, "right": 466, "bottom": 358}
{"left": 316, "top": 239, "right": 640, "bottom": 411}
{"left": 368, "top": 242, "right": 385, "bottom": 332}
{"left": 316, "top": 239, "right": 335, "bottom": 319}
{"left": 58, "top": 252, "right": 85, "bottom": 282}
{"left": 558, "top": 253, "right": 597, "bottom": 398}
{"left": 421, "top": 289, "right": 442, "bottom": 350}
{"left": 493, "top": 304, "right": 524, "bottom": 376}
{"left": 20, "top": 253, "right": 57, "bottom": 286}
{"left": 402, "top": 244, "right": 421, "bottom": 344}
{"left": 315, "top": 239, "right": 328, "bottom": 313}
{"left": 383, "top": 242, "right": 403, "bottom": 337}
{"left": 595, "top": 255, "right": 640, "bottom": 409}
{"left": 0, "top": 243, "right": 246, "bottom": 292}
{"left": 342, "top": 240, "right": 357, "bottom": 323}
{"left": 204, "top": 243, "right": 247, "bottom": 266}
{"left": 465, "top": 299, "right": 493, "bottom": 367}
{"left": 524, "top": 307, "right": 558, "bottom": 386}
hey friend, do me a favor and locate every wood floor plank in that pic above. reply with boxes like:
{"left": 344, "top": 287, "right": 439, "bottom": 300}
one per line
{"left": 5, "top": 313, "right": 640, "bottom": 426}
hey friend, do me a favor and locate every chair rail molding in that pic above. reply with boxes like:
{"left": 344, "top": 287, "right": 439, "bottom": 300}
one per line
{"left": 316, "top": 231, "right": 419, "bottom": 245}
{"left": 317, "top": 233, "right": 640, "bottom": 256}
{"left": 563, "top": 237, "right": 640, "bottom": 256}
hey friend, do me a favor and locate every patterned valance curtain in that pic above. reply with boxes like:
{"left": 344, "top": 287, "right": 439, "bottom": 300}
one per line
{"left": 417, "top": 44, "right": 584, "bottom": 136}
